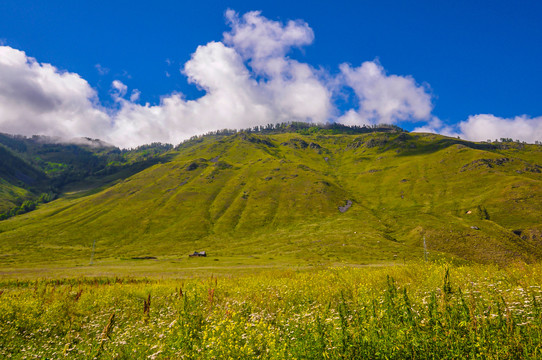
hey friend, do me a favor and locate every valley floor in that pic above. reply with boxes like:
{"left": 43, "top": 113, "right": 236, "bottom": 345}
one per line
{"left": 0, "top": 253, "right": 402, "bottom": 280}
{"left": 1, "top": 262, "right": 541, "bottom": 359}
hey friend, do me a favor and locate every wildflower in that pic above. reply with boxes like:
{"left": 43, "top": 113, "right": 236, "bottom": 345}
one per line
{"left": 148, "top": 350, "right": 162, "bottom": 359}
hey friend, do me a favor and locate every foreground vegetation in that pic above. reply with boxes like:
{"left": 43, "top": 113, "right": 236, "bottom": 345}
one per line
{"left": 2, "top": 263, "right": 542, "bottom": 359}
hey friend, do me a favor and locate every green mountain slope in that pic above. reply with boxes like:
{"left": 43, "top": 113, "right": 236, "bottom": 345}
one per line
{"left": 1, "top": 130, "right": 541, "bottom": 267}
{"left": 0, "top": 133, "right": 173, "bottom": 217}
{"left": 0, "top": 145, "right": 47, "bottom": 212}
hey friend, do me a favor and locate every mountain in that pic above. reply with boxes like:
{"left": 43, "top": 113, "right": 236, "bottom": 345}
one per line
{"left": 1, "top": 125, "right": 541, "bottom": 267}
{"left": 0, "top": 145, "right": 47, "bottom": 212}
{"left": 0, "top": 133, "right": 173, "bottom": 217}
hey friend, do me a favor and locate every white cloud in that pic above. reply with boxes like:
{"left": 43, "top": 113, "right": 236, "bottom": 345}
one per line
{"left": 95, "top": 63, "right": 109, "bottom": 75}
{"left": 129, "top": 89, "right": 141, "bottom": 102}
{"left": 412, "top": 117, "right": 442, "bottom": 134}
{"left": 108, "top": 39, "right": 330, "bottom": 148}
{"left": 412, "top": 117, "right": 459, "bottom": 137}
{"left": 0, "top": 12, "right": 335, "bottom": 148}
{"left": 224, "top": 9, "right": 314, "bottom": 75}
{"left": 104, "top": 12, "right": 332, "bottom": 147}
{"left": 338, "top": 61, "right": 433, "bottom": 126}
{"left": 412, "top": 114, "right": 542, "bottom": 143}
{"left": 0, "top": 46, "right": 111, "bottom": 140}
{"left": 111, "top": 80, "right": 128, "bottom": 99}
{"left": 223, "top": 10, "right": 331, "bottom": 123}
{"left": 457, "top": 114, "right": 542, "bottom": 143}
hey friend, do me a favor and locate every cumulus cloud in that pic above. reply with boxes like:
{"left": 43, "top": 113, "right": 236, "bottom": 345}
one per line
{"left": 412, "top": 114, "right": 542, "bottom": 143}
{"left": 338, "top": 61, "right": 433, "bottom": 126}
{"left": 412, "top": 117, "right": 460, "bottom": 137}
{"left": 107, "top": 11, "right": 332, "bottom": 147}
{"left": 224, "top": 10, "right": 313, "bottom": 74}
{"left": 0, "top": 46, "right": 111, "bottom": 140}
{"left": 0, "top": 12, "right": 336, "bottom": 148}
{"left": 108, "top": 41, "right": 273, "bottom": 147}
{"left": 129, "top": 89, "right": 141, "bottom": 102}
{"left": 223, "top": 10, "right": 331, "bottom": 124}
{"left": 457, "top": 114, "right": 542, "bottom": 143}
{"left": 111, "top": 80, "right": 128, "bottom": 99}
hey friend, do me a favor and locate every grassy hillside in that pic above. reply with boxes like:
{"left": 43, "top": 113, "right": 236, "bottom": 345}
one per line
{"left": 1, "top": 129, "right": 541, "bottom": 269}
{"left": 0, "top": 133, "right": 172, "bottom": 217}
{"left": 0, "top": 145, "right": 47, "bottom": 212}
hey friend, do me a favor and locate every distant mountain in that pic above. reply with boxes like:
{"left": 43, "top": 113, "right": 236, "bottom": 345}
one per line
{"left": 0, "top": 125, "right": 541, "bottom": 266}
{"left": 0, "top": 132, "right": 172, "bottom": 215}
{"left": 0, "top": 145, "right": 46, "bottom": 212}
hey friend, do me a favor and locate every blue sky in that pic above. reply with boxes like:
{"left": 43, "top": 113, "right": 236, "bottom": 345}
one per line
{"left": 0, "top": 0, "right": 541, "bottom": 147}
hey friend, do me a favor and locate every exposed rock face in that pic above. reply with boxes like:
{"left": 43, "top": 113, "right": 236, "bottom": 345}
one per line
{"left": 309, "top": 142, "right": 321, "bottom": 149}
{"left": 339, "top": 200, "right": 353, "bottom": 213}
{"left": 281, "top": 138, "right": 308, "bottom": 149}
{"left": 365, "top": 137, "right": 389, "bottom": 148}
{"left": 461, "top": 158, "right": 510, "bottom": 172}
{"left": 186, "top": 159, "right": 208, "bottom": 171}
{"left": 346, "top": 139, "right": 364, "bottom": 150}
{"left": 237, "top": 133, "right": 276, "bottom": 147}
{"left": 523, "top": 164, "right": 542, "bottom": 173}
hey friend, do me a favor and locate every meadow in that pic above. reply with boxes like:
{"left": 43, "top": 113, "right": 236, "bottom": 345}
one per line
{"left": 2, "top": 262, "right": 542, "bottom": 359}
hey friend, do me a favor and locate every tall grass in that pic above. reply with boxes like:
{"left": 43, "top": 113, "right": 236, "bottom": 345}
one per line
{"left": 1, "top": 263, "right": 542, "bottom": 359}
